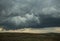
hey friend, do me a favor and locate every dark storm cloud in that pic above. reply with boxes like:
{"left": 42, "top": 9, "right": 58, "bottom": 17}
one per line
{"left": 0, "top": 0, "right": 60, "bottom": 30}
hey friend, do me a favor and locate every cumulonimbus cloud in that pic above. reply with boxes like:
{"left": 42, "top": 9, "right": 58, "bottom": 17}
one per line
{"left": 0, "top": 0, "right": 60, "bottom": 30}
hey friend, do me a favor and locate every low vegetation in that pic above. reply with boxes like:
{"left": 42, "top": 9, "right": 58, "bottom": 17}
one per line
{"left": 0, "top": 33, "right": 60, "bottom": 41}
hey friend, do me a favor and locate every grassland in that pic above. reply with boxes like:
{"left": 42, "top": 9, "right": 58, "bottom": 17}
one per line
{"left": 0, "top": 33, "right": 60, "bottom": 41}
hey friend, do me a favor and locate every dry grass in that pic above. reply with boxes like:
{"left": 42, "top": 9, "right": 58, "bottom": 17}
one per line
{"left": 0, "top": 33, "right": 60, "bottom": 41}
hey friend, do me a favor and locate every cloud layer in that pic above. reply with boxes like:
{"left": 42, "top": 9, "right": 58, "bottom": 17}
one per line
{"left": 0, "top": 0, "right": 60, "bottom": 30}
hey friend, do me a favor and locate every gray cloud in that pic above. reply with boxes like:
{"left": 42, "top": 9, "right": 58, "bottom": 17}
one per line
{"left": 0, "top": 0, "right": 60, "bottom": 30}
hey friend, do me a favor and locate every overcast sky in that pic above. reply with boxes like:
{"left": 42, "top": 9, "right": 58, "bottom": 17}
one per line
{"left": 0, "top": 0, "right": 60, "bottom": 31}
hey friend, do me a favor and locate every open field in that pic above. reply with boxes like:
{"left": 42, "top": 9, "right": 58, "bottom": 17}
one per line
{"left": 0, "top": 33, "right": 60, "bottom": 41}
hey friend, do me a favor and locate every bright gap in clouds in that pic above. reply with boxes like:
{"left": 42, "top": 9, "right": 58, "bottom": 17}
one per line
{"left": 0, "top": 27, "right": 60, "bottom": 33}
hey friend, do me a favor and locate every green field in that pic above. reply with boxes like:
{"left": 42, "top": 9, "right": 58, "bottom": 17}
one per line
{"left": 0, "top": 33, "right": 60, "bottom": 41}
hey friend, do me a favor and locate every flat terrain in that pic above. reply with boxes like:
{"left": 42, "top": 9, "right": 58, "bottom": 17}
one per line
{"left": 0, "top": 33, "right": 60, "bottom": 41}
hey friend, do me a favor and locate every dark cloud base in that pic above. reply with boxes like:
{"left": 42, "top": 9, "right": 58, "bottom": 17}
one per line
{"left": 1, "top": 17, "right": 60, "bottom": 30}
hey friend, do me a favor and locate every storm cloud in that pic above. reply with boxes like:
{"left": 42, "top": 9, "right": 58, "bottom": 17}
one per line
{"left": 0, "top": 0, "right": 60, "bottom": 30}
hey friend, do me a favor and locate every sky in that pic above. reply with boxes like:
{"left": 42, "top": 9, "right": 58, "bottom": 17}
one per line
{"left": 0, "top": 0, "right": 60, "bottom": 33}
